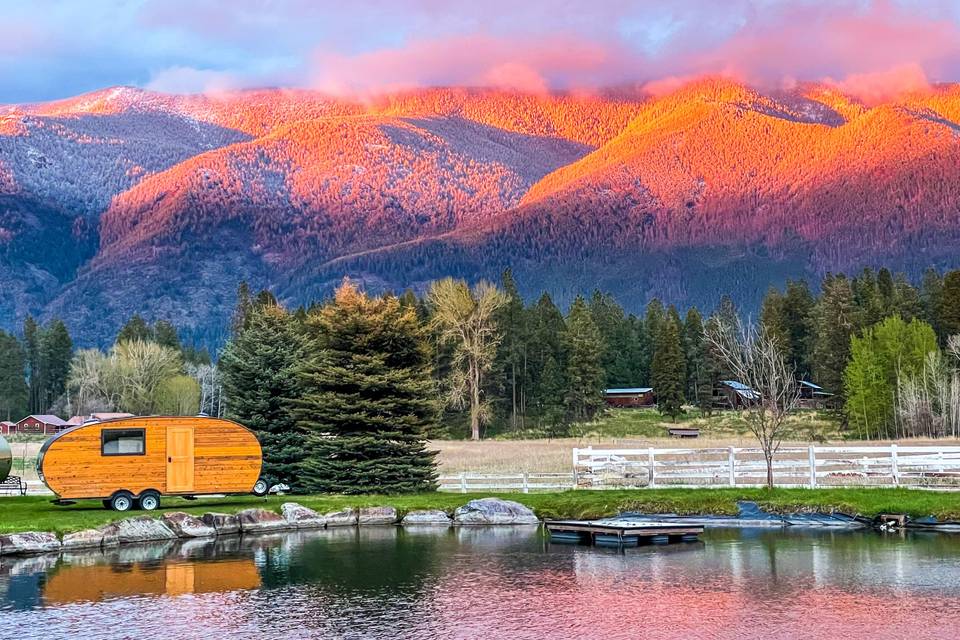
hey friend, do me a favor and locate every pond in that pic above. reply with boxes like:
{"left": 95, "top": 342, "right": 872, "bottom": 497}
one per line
{"left": 2, "top": 526, "right": 959, "bottom": 639}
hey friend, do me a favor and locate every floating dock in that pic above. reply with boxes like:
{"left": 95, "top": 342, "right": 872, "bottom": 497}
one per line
{"left": 545, "top": 518, "right": 704, "bottom": 547}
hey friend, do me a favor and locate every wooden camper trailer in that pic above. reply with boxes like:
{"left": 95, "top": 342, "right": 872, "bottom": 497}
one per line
{"left": 37, "top": 416, "right": 267, "bottom": 511}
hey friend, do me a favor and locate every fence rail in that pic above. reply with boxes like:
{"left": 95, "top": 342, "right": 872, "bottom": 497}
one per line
{"left": 573, "top": 445, "right": 960, "bottom": 489}
{"left": 438, "top": 473, "right": 574, "bottom": 493}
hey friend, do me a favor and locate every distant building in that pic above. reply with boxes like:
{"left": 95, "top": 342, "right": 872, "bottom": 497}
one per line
{"left": 13, "top": 415, "right": 70, "bottom": 435}
{"left": 713, "top": 380, "right": 760, "bottom": 409}
{"left": 66, "top": 413, "right": 135, "bottom": 427}
{"left": 798, "top": 380, "right": 836, "bottom": 409}
{"left": 604, "top": 387, "right": 655, "bottom": 408}
{"left": 0, "top": 421, "right": 14, "bottom": 435}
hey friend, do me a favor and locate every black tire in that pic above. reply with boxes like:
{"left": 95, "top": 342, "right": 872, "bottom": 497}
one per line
{"left": 109, "top": 491, "right": 135, "bottom": 512}
{"left": 252, "top": 478, "right": 269, "bottom": 497}
{"left": 137, "top": 490, "right": 161, "bottom": 511}
{"left": 102, "top": 499, "right": 112, "bottom": 509}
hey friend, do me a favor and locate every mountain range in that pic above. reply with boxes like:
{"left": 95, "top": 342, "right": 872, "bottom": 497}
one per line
{"left": 2, "top": 79, "right": 960, "bottom": 348}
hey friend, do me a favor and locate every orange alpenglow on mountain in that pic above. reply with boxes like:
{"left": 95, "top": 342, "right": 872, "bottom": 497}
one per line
{"left": 2, "top": 79, "right": 960, "bottom": 346}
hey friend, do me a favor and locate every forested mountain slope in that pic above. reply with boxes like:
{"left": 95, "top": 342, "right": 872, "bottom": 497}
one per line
{"left": 2, "top": 81, "right": 960, "bottom": 347}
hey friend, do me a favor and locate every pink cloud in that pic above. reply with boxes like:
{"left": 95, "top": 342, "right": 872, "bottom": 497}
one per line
{"left": 310, "top": 34, "right": 643, "bottom": 96}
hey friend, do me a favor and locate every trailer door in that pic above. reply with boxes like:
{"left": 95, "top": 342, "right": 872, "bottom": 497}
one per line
{"left": 166, "top": 426, "right": 195, "bottom": 493}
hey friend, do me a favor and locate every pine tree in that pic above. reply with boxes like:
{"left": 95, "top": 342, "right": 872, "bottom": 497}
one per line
{"left": 640, "top": 299, "right": 665, "bottom": 387}
{"left": 651, "top": 314, "right": 686, "bottom": 420}
{"left": 698, "top": 316, "right": 726, "bottom": 415}
{"left": 938, "top": 270, "right": 960, "bottom": 339}
{"left": 220, "top": 304, "right": 306, "bottom": 489}
{"left": 683, "top": 307, "right": 705, "bottom": 403}
{"left": 527, "top": 293, "right": 567, "bottom": 425}
{"left": 23, "top": 317, "right": 41, "bottom": 413}
{"left": 0, "top": 331, "right": 28, "bottom": 420}
{"left": 812, "top": 274, "right": 859, "bottom": 395}
{"left": 232, "top": 281, "right": 254, "bottom": 335}
{"left": 296, "top": 283, "right": 438, "bottom": 493}
{"left": 920, "top": 268, "right": 943, "bottom": 337}
{"left": 153, "top": 320, "right": 181, "bottom": 351}
{"left": 760, "top": 286, "right": 789, "bottom": 351}
{"left": 562, "top": 296, "right": 605, "bottom": 423}
{"left": 589, "top": 291, "right": 634, "bottom": 386}
{"left": 117, "top": 314, "right": 153, "bottom": 344}
{"left": 782, "top": 279, "right": 816, "bottom": 378}
{"left": 495, "top": 269, "right": 528, "bottom": 430}
{"left": 38, "top": 320, "right": 72, "bottom": 412}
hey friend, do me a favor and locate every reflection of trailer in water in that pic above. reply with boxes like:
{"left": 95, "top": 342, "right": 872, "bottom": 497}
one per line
{"left": 43, "top": 555, "right": 261, "bottom": 604}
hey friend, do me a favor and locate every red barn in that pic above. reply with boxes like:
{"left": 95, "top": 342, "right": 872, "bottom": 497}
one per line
{"left": 0, "top": 421, "right": 13, "bottom": 435}
{"left": 604, "top": 388, "right": 655, "bottom": 408}
{"left": 14, "top": 415, "right": 70, "bottom": 436}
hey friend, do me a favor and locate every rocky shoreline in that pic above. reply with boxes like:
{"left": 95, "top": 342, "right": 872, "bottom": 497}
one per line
{"left": 0, "top": 498, "right": 539, "bottom": 557}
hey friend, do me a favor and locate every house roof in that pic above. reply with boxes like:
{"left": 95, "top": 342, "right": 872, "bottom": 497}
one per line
{"left": 605, "top": 388, "right": 653, "bottom": 394}
{"left": 91, "top": 412, "right": 135, "bottom": 420}
{"left": 65, "top": 416, "right": 85, "bottom": 425}
{"left": 799, "top": 380, "right": 823, "bottom": 390}
{"left": 721, "top": 380, "right": 752, "bottom": 391}
{"left": 20, "top": 414, "right": 69, "bottom": 426}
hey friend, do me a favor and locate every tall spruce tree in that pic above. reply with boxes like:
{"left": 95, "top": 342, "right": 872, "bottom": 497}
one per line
{"left": 296, "top": 283, "right": 437, "bottom": 493}
{"left": 496, "top": 269, "right": 528, "bottom": 430}
{"left": 117, "top": 314, "right": 153, "bottom": 344}
{"left": 640, "top": 299, "right": 665, "bottom": 387}
{"left": 683, "top": 307, "right": 705, "bottom": 404}
{"left": 782, "top": 279, "right": 816, "bottom": 378}
{"left": 38, "top": 320, "right": 72, "bottom": 412}
{"left": 528, "top": 294, "right": 567, "bottom": 425}
{"left": 651, "top": 314, "right": 686, "bottom": 420}
{"left": 920, "top": 268, "right": 944, "bottom": 337}
{"left": 23, "top": 317, "right": 41, "bottom": 413}
{"left": 938, "top": 270, "right": 960, "bottom": 339}
{"left": 812, "top": 274, "right": 859, "bottom": 395}
{"left": 562, "top": 296, "right": 606, "bottom": 423}
{"left": 220, "top": 304, "right": 305, "bottom": 488}
{"left": 0, "top": 331, "right": 28, "bottom": 420}
{"left": 153, "top": 320, "right": 181, "bottom": 351}
{"left": 588, "top": 291, "right": 635, "bottom": 386}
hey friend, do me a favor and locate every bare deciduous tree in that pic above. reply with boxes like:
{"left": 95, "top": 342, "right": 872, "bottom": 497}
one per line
{"left": 428, "top": 278, "right": 507, "bottom": 440}
{"left": 707, "top": 319, "right": 801, "bottom": 488}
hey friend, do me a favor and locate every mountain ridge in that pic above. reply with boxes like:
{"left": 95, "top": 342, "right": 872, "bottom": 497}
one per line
{"left": 2, "top": 79, "right": 960, "bottom": 348}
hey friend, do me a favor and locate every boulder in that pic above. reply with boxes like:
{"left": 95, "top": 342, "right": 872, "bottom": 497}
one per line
{"left": 453, "top": 498, "right": 539, "bottom": 525}
{"left": 401, "top": 509, "right": 453, "bottom": 526}
{"left": 281, "top": 503, "right": 326, "bottom": 529}
{"left": 201, "top": 512, "right": 241, "bottom": 536}
{"left": 162, "top": 512, "right": 217, "bottom": 538}
{"left": 323, "top": 508, "right": 358, "bottom": 527}
{"left": 0, "top": 531, "right": 61, "bottom": 556}
{"left": 61, "top": 528, "right": 108, "bottom": 550}
{"left": 100, "top": 516, "right": 178, "bottom": 544}
{"left": 236, "top": 508, "right": 291, "bottom": 534}
{"left": 358, "top": 506, "right": 398, "bottom": 526}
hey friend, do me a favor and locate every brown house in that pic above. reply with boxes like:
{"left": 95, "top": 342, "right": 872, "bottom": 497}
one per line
{"left": 605, "top": 388, "right": 655, "bottom": 408}
{"left": 14, "top": 415, "right": 70, "bottom": 436}
{"left": 712, "top": 381, "right": 760, "bottom": 409}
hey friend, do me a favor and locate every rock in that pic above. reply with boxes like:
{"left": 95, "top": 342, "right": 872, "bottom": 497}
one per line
{"left": 401, "top": 509, "right": 453, "bottom": 526}
{"left": 201, "top": 512, "right": 241, "bottom": 536}
{"left": 281, "top": 503, "right": 326, "bottom": 529}
{"left": 358, "top": 506, "right": 398, "bottom": 526}
{"left": 323, "top": 508, "right": 358, "bottom": 527}
{"left": 236, "top": 508, "right": 291, "bottom": 533}
{"left": 0, "top": 531, "right": 61, "bottom": 556}
{"left": 162, "top": 512, "right": 216, "bottom": 538}
{"left": 100, "top": 516, "right": 178, "bottom": 544}
{"left": 61, "top": 528, "right": 107, "bottom": 550}
{"left": 453, "top": 498, "right": 539, "bottom": 525}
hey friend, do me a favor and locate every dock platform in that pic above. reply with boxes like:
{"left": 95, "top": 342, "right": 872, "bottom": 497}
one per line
{"left": 545, "top": 518, "right": 704, "bottom": 547}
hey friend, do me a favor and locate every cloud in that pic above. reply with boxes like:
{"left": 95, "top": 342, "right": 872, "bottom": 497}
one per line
{"left": 310, "top": 34, "right": 643, "bottom": 96}
{"left": 146, "top": 67, "right": 246, "bottom": 95}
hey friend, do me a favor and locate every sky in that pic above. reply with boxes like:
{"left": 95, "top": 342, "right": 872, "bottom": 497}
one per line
{"left": 2, "top": 0, "right": 960, "bottom": 103}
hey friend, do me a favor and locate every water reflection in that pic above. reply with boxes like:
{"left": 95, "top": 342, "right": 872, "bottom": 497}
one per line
{"left": 2, "top": 526, "right": 960, "bottom": 639}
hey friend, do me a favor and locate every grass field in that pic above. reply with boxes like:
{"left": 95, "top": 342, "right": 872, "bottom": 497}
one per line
{"left": 3, "top": 488, "right": 960, "bottom": 536}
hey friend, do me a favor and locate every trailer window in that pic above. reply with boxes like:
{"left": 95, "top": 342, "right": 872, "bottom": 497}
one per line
{"left": 101, "top": 429, "right": 145, "bottom": 456}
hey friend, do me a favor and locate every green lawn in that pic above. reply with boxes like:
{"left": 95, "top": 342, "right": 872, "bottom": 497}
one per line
{"left": 2, "top": 487, "right": 960, "bottom": 536}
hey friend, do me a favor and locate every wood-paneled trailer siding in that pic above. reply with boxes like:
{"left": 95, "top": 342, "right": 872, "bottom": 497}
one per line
{"left": 39, "top": 417, "right": 262, "bottom": 499}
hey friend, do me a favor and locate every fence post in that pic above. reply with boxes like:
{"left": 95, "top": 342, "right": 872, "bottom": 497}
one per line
{"left": 938, "top": 449, "right": 945, "bottom": 473}
{"left": 572, "top": 448, "right": 579, "bottom": 487}
{"left": 459, "top": 472, "right": 467, "bottom": 494}
{"left": 648, "top": 447, "right": 656, "bottom": 488}
{"left": 890, "top": 444, "right": 899, "bottom": 486}
{"left": 522, "top": 472, "right": 529, "bottom": 494}
{"left": 808, "top": 445, "right": 817, "bottom": 489}
{"left": 728, "top": 447, "right": 736, "bottom": 487}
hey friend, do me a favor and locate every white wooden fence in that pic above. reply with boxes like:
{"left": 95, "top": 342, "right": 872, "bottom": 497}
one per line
{"left": 573, "top": 445, "right": 960, "bottom": 489}
{"left": 438, "top": 473, "right": 574, "bottom": 493}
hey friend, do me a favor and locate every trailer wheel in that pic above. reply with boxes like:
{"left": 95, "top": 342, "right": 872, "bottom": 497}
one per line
{"left": 252, "top": 478, "right": 269, "bottom": 496}
{"left": 109, "top": 491, "right": 134, "bottom": 512}
{"left": 137, "top": 491, "right": 161, "bottom": 511}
